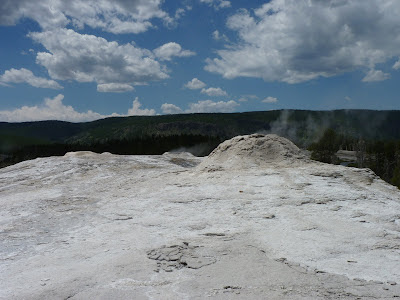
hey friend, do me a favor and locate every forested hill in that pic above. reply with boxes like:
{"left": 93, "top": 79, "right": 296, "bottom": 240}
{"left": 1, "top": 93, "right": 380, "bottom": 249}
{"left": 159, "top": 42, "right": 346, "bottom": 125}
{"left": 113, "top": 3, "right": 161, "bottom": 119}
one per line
{"left": 1, "top": 109, "right": 400, "bottom": 167}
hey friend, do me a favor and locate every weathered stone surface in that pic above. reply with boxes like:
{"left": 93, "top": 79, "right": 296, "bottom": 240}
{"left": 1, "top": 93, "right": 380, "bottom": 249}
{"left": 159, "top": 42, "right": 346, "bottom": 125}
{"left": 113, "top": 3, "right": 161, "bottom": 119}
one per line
{"left": 1, "top": 135, "right": 400, "bottom": 299}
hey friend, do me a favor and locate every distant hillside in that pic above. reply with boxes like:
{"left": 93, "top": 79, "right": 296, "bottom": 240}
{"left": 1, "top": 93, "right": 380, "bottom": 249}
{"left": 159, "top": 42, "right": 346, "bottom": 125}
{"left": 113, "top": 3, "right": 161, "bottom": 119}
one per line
{"left": 1, "top": 109, "right": 400, "bottom": 167}
{"left": 64, "top": 110, "right": 400, "bottom": 145}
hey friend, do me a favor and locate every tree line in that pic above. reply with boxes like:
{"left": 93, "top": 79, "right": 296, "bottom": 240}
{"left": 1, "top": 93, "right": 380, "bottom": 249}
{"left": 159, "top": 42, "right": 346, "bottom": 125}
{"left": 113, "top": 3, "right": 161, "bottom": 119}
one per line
{"left": 308, "top": 128, "right": 400, "bottom": 188}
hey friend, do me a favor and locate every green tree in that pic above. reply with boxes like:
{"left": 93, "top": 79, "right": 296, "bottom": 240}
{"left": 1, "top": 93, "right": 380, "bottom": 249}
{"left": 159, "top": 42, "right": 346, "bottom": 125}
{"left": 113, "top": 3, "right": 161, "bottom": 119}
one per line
{"left": 309, "top": 128, "right": 340, "bottom": 164}
{"left": 391, "top": 166, "right": 400, "bottom": 188}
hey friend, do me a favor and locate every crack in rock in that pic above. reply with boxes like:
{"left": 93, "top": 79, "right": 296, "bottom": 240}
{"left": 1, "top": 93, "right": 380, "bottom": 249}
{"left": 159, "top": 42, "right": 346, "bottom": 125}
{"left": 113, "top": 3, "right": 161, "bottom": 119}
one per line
{"left": 147, "top": 243, "right": 216, "bottom": 272}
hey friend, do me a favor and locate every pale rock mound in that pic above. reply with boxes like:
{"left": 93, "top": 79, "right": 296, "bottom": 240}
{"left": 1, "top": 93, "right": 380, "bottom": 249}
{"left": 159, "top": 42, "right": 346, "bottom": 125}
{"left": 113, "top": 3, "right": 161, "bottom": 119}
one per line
{"left": 64, "top": 151, "right": 112, "bottom": 157}
{"left": 2, "top": 139, "right": 400, "bottom": 299}
{"left": 198, "top": 134, "right": 306, "bottom": 171}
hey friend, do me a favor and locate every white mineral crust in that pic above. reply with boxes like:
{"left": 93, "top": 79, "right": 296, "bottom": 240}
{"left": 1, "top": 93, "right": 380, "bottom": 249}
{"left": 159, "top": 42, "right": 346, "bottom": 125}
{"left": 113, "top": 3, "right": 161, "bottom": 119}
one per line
{"left": 1, "top": 134, "right": 400, "bottom": 299}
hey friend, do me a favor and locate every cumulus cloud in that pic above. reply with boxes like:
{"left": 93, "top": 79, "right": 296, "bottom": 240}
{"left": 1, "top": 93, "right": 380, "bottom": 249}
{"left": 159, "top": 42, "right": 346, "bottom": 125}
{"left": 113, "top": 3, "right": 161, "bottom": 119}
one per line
{"left": 97, "top": 83, "right": 134, "bottom": 93}
{"left": 218, "top": 1, "right": 231, "bottom": 9}
{"left": 174, "top": 8, "right": 186, "bottom": 20}
{"left": 184, "top": 78, "right": 206, "bottom": 89}
{"left": 205, "top": 0, "right": 400, "bottom": 83}
{"left": 393, "top": 60, "right": 400, "bottom": 70}
{"left": 0, "top": 0, "right": 68, "bottom": 29}
{"left": 262, "top": 96, "right": 278, "bottom": 104}
{"left": 161, "top": 99, "right": 239, "bottom": 114}
{"left": 212, "top": 30, "right": 229, "bottom": 42}
{"left": 0, "top": 94, "right": 106, "bottom": 122}
{"left": 362, "top": 69, "right": 390, "bottom": 82}
{"left": 29, "top": 29, "right": 168, "bottom": 89}
{"left": 161, "top": 103, "right": 183, "bottom": 114}
{"left": 153, "top": 42, "right": 195, "bottom": 61}
{"left": 0, "top": 68, "right": 63, "bottom": 89}
{"left": 201, "top": 87, "right": 228, "bottom": 97}
{"left": 0, "top": 94, "right": 157, "bottom": 122}
{"left": 0, "top": 0, "right": 171, "bottom": 34}
{"left": 187, "top": 100, "right": 238, "bottom": 113}
{"left": 345, "top": 96, "right": 352, "bottom": 102}
{"left": 128, "top": 98, "right": 156, "bottom": 116}
{"left": 200, "top": 0, "right": 231, "bottom": 10}
{"left": 238, "top": 94, "right": 259, "bottom": 102}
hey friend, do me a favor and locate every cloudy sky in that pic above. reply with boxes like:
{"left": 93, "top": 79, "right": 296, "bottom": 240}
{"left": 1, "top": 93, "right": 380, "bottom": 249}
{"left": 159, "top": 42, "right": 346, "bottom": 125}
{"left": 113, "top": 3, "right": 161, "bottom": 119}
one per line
{"left": 1, "top": 0, "right": 400, "bottom": 122}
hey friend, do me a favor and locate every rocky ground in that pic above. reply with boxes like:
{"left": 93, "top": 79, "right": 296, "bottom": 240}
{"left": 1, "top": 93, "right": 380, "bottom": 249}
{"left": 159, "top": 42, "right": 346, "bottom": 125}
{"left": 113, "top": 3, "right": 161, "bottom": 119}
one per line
{"left": 1, "top": 134, "right": 400, "bottom": 299}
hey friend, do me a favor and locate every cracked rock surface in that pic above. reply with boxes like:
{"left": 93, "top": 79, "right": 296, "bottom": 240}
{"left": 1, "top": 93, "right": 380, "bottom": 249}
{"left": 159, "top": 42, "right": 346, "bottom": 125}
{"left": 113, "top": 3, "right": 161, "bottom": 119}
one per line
{"left": 147, "top": 243, "right": 217, "bottom": 272}
{"left": 1, "top": 134, "right": 400, "bottom": 299}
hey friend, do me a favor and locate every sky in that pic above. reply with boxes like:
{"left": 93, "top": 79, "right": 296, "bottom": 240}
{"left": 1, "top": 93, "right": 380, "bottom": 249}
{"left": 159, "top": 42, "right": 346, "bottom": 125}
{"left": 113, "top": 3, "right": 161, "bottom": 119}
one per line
{"left": 0, "top": 0, "right": 400, "bottom": 123}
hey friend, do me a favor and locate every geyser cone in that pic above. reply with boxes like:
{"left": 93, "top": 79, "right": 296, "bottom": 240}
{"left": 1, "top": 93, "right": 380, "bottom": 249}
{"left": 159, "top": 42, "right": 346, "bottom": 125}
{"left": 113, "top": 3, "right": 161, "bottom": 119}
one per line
{"left": 197, "top": 134, "right": 306, "bottom": 171}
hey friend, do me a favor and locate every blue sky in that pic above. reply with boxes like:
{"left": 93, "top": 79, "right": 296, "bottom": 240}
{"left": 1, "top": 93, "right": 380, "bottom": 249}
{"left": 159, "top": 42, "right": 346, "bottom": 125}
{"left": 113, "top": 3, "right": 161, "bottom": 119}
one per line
{"left": 0, "top": 0, "right": 400, "bottom": 122}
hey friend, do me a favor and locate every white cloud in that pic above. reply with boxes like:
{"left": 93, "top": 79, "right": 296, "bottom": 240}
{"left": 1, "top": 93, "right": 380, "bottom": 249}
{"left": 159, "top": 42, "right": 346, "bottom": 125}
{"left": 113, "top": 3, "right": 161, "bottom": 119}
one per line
{"left": 205, "top": 0, "right": 400, "bottom": 83}
{"left": 0, "top": 94, "right": 105, "bottom": 122}
{"left": 238, "top": 94, "right": 258, "bottom": 102}
{"left": 201, "top": 87, "right": 228, "bottom": 97}
{"left": 153, "top": 42, "right": 195, "bottom": 61}
{"left": 200, "top": 0, "right": 231, "bottom": 10}
{"left": 161, "top": 103, "right": 183, "bottom": 114}
{"left": 174, "top": 8, "right": 186, "bottom": 20}
{"left": 212, "top": 30, "right": 229, "bottom": 42}
{"left": 0, "top": 0, "right": 172, "bottom": 34}
{"left": 184, "top": 78, "right": 206, "bottom": 90}
{"left": 345, "top": 96, "right": 352, "bottom": 102}
{"left": 262, "top": 96, "right": 278, "bottom": 104}
{"left": 0, "top": 0, "right": 68, "bottom": 29}
{"left": 161, "top": 99, "right": 239, "bottom": 114}
{"left": 218, "top": 1, "right": 231, "bottom": 9}
{"left": 393, "top": 60, "right": 400, "bottom": 70}
{"left": 97, "top": 83, "right": 134, "bottom": 93}
{"left": 29, "top": 29, "right": 168, "bottom": 90}
{"left": 0, "top": 94, "right": 157, "bottom": 122}
{"left": 0, "top": 68, "right": 63, "bottom": 89}
{"left": 187, "top": 100, "right": 238, "bottom": 113}
{"left": 212, "top": 30, "right": 220, "bottom": 40}
{"left": 128, "top": 98, "right": 156, "bottom": 116}
{"left": 362, "top": 69, "right": 390, "bottom": 82}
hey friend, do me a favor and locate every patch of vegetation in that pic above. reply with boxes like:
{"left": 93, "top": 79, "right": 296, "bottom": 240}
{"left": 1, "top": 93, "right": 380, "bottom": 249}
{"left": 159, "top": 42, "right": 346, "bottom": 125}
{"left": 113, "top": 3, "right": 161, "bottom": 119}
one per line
{"left": 308, "top": 129, "right": 341, "bottom": 164}
{"left": 309, "top": 128, "right": 400, "bottom": 189}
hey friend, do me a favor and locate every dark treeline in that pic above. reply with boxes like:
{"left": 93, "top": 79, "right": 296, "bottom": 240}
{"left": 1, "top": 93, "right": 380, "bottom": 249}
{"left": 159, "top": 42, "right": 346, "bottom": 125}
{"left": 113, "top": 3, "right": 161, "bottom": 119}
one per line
{"left": 366, "top": 140, "right": 400, "bottom": 188}
{"left": 309, "top": 129, "right": 400, "bottom": 189}
{"left": 0, "top": 134, "right": 222, "bottom": 168}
